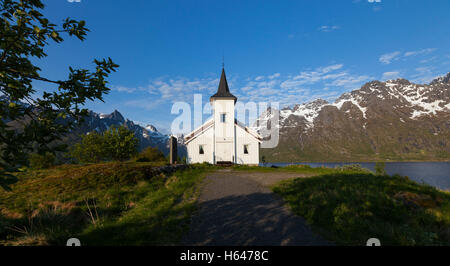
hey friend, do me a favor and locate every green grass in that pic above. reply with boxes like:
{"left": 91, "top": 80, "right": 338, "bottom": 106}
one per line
{"left": 0, "top": 162, "right": 209, "bottom": 246}
{"left": 78, "top": 167, "right": 208, "bottom": 245}
{"left": 1, "top": 162, "right": 164, "bottom": 211}
{"left": 233, "top": 163, "right": 371, "bottom": 175}
{"left": 273, "top": 172, "right": 450, "bottom": 246}
{"left": 3, "top": 162, "right": 449, "bottom": 246}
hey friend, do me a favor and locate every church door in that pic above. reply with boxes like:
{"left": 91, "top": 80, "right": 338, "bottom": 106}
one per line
{"left": 216, "top": 142, "right": 233, "bottom": 162}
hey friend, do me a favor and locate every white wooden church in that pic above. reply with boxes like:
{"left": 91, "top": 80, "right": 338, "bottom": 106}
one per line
{"left": 184, "top": 68, "right": 262, "bottom": 165}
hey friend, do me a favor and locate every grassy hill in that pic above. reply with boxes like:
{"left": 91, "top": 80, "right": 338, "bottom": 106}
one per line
{"left": 1, "top": 163, "right": 449, "bottom": 246}
{"left": 0, "top": 162, "right": 210, "bottom": 246}
{"left": 273, "top": 167, "right": 450, "bottom": 245}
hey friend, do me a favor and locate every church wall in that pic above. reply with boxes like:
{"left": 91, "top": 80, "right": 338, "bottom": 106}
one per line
{"left": 186, "top": 126, "right": 214, "bottom": 164}
{"left": 235, "top": 125, "right": 260, "bottom": 165}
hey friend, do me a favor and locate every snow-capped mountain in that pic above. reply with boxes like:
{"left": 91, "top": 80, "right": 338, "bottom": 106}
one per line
{"left": 71, "top": 109, "right": 173, "bottom": 154}
{"left": 1, "top": 94, "right": 186, "bottom": 157}
{"left": 254, "top": 73, "right": 450, "bottom": 162}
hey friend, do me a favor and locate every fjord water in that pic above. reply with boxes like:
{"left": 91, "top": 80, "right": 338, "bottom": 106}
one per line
{"left": 268, "top": 162, "right": 450, "bottom": 191}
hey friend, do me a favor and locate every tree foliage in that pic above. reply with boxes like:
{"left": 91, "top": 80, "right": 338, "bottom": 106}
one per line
{"left": 103, "top": 125, "right": 139, "bottom": 162}
{"left": 0, "top": 0, "right": 118, "bottom": 190}
{"left": 135, "top": 147, "right": 166, "bottom": 163}
{"left": 70, "top": 131, "right": 105, "bottom": 164}
{"left": 70, "top": 126, "right": 138, "bottom": 163}
{"left": 29, "top": 152, "right": 55, "bottom": 169}
{"left": 375, "top": 162, "right": 387, "bottom": 176}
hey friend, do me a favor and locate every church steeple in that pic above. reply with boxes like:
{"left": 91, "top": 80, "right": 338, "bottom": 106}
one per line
{"left": 210, "top": 68, "right": 237, "bottom": 102}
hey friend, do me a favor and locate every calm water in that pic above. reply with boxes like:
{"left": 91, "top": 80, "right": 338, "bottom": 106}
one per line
{"left": 265, "top": 162, "right": 450, "bottom": 191}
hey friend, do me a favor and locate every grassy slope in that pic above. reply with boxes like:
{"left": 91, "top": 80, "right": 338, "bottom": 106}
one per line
{"left": 0, "top": 162, "right": 210, "bottom": 246}
{"left": 2, "top": 163, "right": 449, "bottom": 246}
{"left": 273, "top": 171, "right": 450, "bottom": 246}
{"left": 79, "top": 166, "right": 208, "bottom": 245}
{"left": 232, "top": 164, "right": 347, "bottom": 174}
{"left": 261, "top": 147, "right": 450, "bottom": 163}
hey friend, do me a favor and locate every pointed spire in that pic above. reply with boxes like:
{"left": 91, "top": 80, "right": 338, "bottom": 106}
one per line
{"left": 210, "top": 68, "right": 237, "bottom": 102}
{"left": 218, "top": 68, "right": 230, "bottom": 93}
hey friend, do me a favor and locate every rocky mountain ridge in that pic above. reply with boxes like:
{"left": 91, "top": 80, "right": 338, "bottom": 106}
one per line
{"left": 254, "top": 73, "right": 450, "bottom": 162}
{"left": 78, "top": 109, "right": 170, "bottom": 153}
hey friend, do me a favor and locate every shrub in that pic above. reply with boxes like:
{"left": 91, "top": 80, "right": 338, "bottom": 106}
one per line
{"left": 29, "top": 153, "right": 56, "bottom": 169}
{"left": 336, "top": 164, "right": 367, "bottom": 172}
{"left": 103, "top": 125, "right": 139, "bottom": 161}
{"left": 375, "top": 162, "right": 386, "bottom": 175}
{"left": 135, "top": 147, "right": 166, "bottom": 162}
{"left": 69, "top": 126, "right": 139, "bottom": 163}
{"left": 70, "top": 131, "right": 105, "bottom": 163}
{"left": 287, "top": 164, "right": 312, "bottom": 169}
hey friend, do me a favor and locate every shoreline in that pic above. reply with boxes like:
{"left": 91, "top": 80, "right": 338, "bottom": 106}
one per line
{"left": 265, "top": 160, "right": 450, "bottom": 164}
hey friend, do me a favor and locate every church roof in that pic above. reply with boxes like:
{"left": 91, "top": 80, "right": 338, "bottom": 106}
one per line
{"left": 184, "top": 119, "right": 214, "bottom": 144}
{"left": 184, "top": 118, "right": 262, "bottom": 144}
{"left": 210, "top": 68, "right": 237, "bottom": 102}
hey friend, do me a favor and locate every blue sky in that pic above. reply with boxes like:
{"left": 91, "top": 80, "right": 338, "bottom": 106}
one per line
{"left": 35, "top": 0, "right": 450, "bottom": 133}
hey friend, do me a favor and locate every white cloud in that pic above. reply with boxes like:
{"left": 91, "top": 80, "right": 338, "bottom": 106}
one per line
{"left": 379, "top": 51, "right": 401, "bottom": 64}
{"left": 279, "top": 64, "right": 367, "bottom": 90}
{"left": 328, "top": 75, "right": 372, "bottom": 88}
{"left": 318, "top": 25, "right": 340, "bottom": 32}
{"left": 147, "top": 77, "right": 219, "bottom": 102}
{"left": 379, "top": 48, "right": 438, "bottom": 65}
{"left": 382, "top": 71, "right": 400, "bottom": 80}
{"left": 268, "top": 73, "right": 281, "bottom": 79}
{"left": 124, "top": 98, "right": 165, "bottom": 111}
{"left": 128, "top": 65, "right": 374, "bottom": 114}
{"left": 420, "top": 56, "right": 438, "bottom": 64}
{"left": 282, "top": 64, "right": 344, "bottom": 87}
{"left": 404, "top": 48, "right": 436, "bottom": 57}
{"left": 410, "top": 66, "right": 440, "bottom": 84}
{"left": 112, "top": 86, "right": 137, "bottom": 93}
{"left": 368, "top": 0, "right": 381, "bottom": 2}
{"left": 239, "top": 64, "right": 372, "bottom": 105}
{"left": 322, "top": 72, "right": 348, "bottom": 80}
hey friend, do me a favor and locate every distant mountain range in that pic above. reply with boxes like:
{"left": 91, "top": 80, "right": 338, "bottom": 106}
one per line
{"left": 0, "top": 95, "right": 183, "bottom": 157}
{"left": 71, "top": 109, "right": 171, "bottom": 154}
{"left": 3, "top": 72, "right": 450, "bottom": 162}
{"left": 62, "top": 109, "right": 187, "bottom": 158}
{"left": 254, "top": 73, "right": 450, "bottom": 162}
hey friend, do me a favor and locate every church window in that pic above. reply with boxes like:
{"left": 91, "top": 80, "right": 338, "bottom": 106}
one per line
{"left": 220, "top": 113, "right": 226, "bottom": 123}
{"left": 244, "top": 145, "right": 249, "bottom": 154}
{"left": 199, "top": 145, "right": 204, "bottom": 155}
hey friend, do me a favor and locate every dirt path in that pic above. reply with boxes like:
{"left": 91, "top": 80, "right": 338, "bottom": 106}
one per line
{"left": 183, "top": 170, "right": 330, "bottom": 246}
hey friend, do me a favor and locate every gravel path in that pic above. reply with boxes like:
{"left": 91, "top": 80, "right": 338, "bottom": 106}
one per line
{"left": 182, "top": 169, "right": 330, "bottom": 246}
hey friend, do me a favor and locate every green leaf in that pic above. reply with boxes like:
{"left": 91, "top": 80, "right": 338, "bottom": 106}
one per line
{"left": 0, "top": 0, "right": 118, "bottom": 190}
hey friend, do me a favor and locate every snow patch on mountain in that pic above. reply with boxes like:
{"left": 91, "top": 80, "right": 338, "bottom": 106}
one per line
{"left": 146, "top": 125, "right": 158, "bottom": 132}
{"left": 332, "top": 94, "right": 367, "bottom": 119}
{"left": 278, "top": 100, "right": 328, "bottom": 129}
{"left": 410, "top": 100, "right": 447, "bottom": 119}
{"left": 254, "top": 72, "right": 450, "bottom": 133}
{"left": 376, "top": 81, "right": 450, "bottom": 119}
